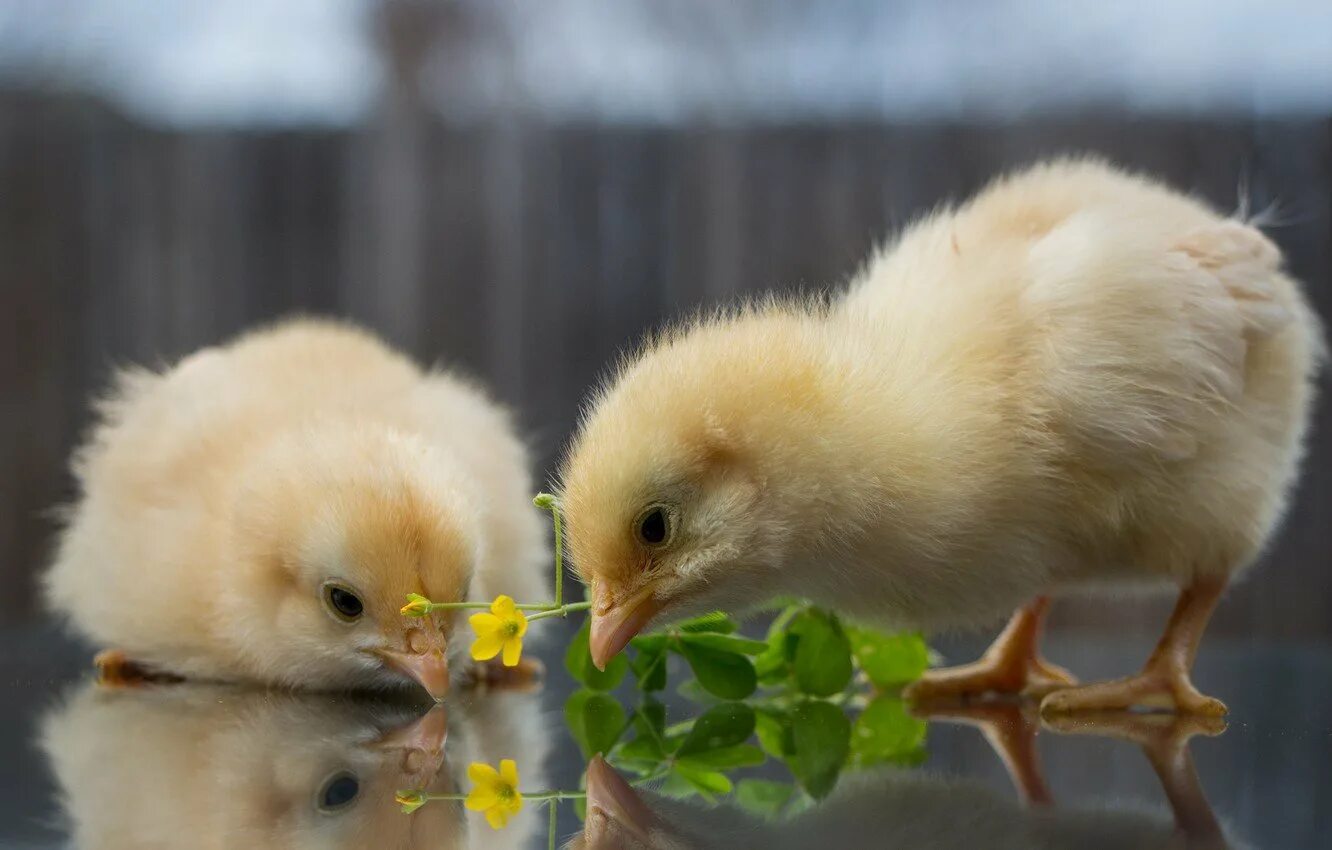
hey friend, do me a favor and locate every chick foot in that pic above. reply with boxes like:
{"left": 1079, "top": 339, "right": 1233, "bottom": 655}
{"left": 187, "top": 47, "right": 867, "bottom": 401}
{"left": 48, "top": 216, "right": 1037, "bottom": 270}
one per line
{"left": 467, "top": 656, "right": 545, "bottom": 692}
{"left": 93, "top": 650, "right": 181, "bottom": 687}
{"left": 905, "top": 597, "right": 1076, "bottom": 704}
{"left": 1040, "top": 577, "right": 1228, "bottom": 716}
{"left": 1039, "top": 668, "right": 1227, "bottom": 716}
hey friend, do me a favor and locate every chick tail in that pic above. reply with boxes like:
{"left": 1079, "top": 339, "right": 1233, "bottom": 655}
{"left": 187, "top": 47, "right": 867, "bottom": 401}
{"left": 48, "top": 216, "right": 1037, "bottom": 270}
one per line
{"left": 1173, "top": 220, "right": 1293, "bottom": 341}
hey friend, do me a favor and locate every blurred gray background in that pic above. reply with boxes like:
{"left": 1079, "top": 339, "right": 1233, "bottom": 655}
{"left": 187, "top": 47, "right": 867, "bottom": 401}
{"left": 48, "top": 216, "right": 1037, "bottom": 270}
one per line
{"left": 2, "top": 0, "right": 1330, "bottom": 641}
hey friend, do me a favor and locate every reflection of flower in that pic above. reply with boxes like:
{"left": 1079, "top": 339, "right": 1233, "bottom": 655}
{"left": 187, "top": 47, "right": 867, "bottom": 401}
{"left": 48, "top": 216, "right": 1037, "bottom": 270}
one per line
{"left": 465, "top": 760, "right": 524, "bottom": 829}
{"left": 469, "top": 596, "right": 529, "bottom": 666}
{"left": 400, "top": 593, "right": 433, "bottom": 618}
{"left": 395, "top": 790, "right": 427, "bottom": 814}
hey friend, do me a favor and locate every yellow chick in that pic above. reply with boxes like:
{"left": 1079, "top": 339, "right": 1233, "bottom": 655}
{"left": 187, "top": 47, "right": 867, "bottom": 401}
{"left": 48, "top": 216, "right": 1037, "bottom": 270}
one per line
{"left": 560, "top": 159, "right": 1323, "bottom": 714}
{"left": 45, "top": 319, "right": 547, "bottom": 700}
{"left": 40, "top": 682, "right": 549, "bottom": 850}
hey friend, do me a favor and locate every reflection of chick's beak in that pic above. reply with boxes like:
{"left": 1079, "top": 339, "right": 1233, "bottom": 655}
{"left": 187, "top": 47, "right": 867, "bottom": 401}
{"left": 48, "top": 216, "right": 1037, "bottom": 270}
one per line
{"left": 589, "top": 584, "right": 662, "bottom": 672}
{"left": 585, "top": 756, "right": 657, "bottom": 842}
{"left": 374, "top": 624, "right": 450, "bottom": 701}
{"left": 371, "top": 705, "right": 449, "bottom": 787}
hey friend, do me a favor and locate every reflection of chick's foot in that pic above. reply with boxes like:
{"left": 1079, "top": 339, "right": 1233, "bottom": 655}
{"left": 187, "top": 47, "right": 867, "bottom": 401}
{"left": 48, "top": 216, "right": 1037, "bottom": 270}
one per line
{"left": 470, "top": 656, "right": 545, "bottom": 692}
{"left": 905, "top": 597, "right": 1076, "bottom": 704}
{"left": 1041, "top": 712, "right": 1228, "bottom": 846}
{"left": 911, "top": 701, "right": 1051, "bottom": 806}
{"left": 93, "top": 650, "right": 181, "bottom": 687}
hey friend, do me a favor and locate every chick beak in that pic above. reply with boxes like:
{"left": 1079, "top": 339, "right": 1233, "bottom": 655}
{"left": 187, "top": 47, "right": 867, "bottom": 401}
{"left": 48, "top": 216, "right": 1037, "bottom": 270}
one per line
{"left": 371, "top": 705, "right": 449, "bottom": 786}
{"left": 589, "top": 583, "right": 662, "bottom": 672}
{"left": 375, "top": 625, "right": 450, "bottom": 701}
{"left": 585, "top": 755, "right": 657, "bottom": 842}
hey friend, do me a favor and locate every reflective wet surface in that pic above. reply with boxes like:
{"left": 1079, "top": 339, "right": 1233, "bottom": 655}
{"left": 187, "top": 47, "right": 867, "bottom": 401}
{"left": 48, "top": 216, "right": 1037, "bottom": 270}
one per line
{"left": 3, "top": 627, "right": 1330, "bottom": 849}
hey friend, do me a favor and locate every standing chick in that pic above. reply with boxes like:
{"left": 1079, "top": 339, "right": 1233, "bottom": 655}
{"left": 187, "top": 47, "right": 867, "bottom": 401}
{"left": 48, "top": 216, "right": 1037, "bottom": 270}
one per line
{"left": 45, "top": 319, "right": 547, "bottom": 699}
{"left": 560, "top": 160, "right": 1322, "bottom": 714}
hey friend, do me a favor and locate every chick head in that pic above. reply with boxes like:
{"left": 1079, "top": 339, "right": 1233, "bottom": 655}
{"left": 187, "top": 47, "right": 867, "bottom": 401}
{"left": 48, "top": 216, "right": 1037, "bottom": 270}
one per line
{"left": 561, "top": 308, "right": 833, "bottom": 669}
{"left": 224, "top": 425, "right": 480, "bottom": 700}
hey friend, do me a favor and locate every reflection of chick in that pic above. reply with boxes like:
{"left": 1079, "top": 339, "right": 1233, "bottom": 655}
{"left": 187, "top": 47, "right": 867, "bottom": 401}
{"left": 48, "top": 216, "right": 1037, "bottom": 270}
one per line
{"left": 40, "top": 683, "right": 550, "bottom": 850}
{"left": 573, "top": 740, "right": 1247, "bottom": 850}
{"left": 561, "top": 160, "right": 1322, "bottom": 713}
{"left": 45, "top": 320, "right": 546, "bottom": 699}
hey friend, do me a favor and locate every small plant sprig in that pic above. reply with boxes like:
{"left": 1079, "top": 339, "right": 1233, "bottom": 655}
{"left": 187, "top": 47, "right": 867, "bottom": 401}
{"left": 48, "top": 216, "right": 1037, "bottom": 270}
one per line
{"left": 562, "top": 605, "right": 935, "bottom": 815}
{"left": 400, "top": 493, "right": 589, "bottom": 667}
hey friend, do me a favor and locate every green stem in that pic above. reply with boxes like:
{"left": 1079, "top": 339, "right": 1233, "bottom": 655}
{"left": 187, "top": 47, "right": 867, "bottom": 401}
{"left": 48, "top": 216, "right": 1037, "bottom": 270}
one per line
{"left": 548, "top": 797, "right": 557, "bottom": 850}
{"left": 527, "top": 601, "right": 592, "bottom": 622}
{"left": 535, "top": 492, "right": 565, "bottom": 607}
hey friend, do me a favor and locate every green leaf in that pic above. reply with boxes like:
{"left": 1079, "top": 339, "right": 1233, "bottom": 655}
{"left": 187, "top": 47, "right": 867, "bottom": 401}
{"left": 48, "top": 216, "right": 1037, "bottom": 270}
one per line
{"left": 735, "top": 780, "right": 794, "bottom": 819}
{"left": 678, "top": 744, "right": 766, "bottom": 770}
{"left": 848, "top": 629, "right": 930, "bottom": 687}
{"left": 754, "top": 710, "right": 793, "bottom": 759}
{"left": 672, "top": 763, "right": 733, "bottom": 801}
{"left": 755, "top": 613, "right": 795, "bottom": 682}
{"left": 677, "top": 612, "right": 737, "bottom": 634}
{"left": 678, "top": 703, "right": 757, "bottom": 756}
{"left": 564, "top": 690, "right": 627, "bottom": 758}
{"left": 789, "top": 700, "right": 850, "bottom": 800}
{"left": 677, "top": 640, "right": 758, "bottom": 700}
{"left": 789, "top": 609, "right": 854, "bottom": 697}
{"left": 678, "top": 632, "right": 770, "bottom": 656}
{"left": 565, "top": 619, "right": 629, "bottom": 691}
{"left": 630, "top": 636, "right": 669, "bottom": 691}
{"left": 851, "top": 697, "right": 927, "bottom": 766}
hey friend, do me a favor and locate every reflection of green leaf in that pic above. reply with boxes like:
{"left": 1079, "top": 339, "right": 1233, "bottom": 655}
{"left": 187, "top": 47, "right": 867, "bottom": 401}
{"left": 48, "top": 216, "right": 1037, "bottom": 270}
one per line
{"left": 678, "top": 703, "right": 757, "bottom": 756}
{"left": 672, "top": 763, "right": 733, "bottom": 800}
{"left": 677, "top": 640, "right": 757, "bottom": 700}
{"left": 678, "top": 743, "right": 766, "bottom": 770}
{"left": 789, "top": 610, "right": 853, "bottom": 697}
{"left": 630, "top": 635, "right": 669, "bottom": 691}
{"left": 735, "top": 779, "right": 794, "bottom": 819}
{"left": 678, "top": 632, "right": 769, "bottom": 656}
{"left": 789, "top": 700, "right": 850, "bottom": 799}
{"left": 848, "top": 629, "right": 930, "bottom": 687}
{"left": 678, "top": 612, "right": 736, "bottom": 634}
{"left": 852, "top": 697, "right": 927, "bottom": 765}
{"left": 565, "top": 690, "right": 627, "bottom": 758}
{"left": 565, "top": 619, "right": 629, "bottom": 691}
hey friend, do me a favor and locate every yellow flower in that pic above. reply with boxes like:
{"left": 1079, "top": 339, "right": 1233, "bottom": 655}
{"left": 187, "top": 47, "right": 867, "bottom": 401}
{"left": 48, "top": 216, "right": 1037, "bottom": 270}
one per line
{"left": 464, "top": 759, "right": 523, "bottom": 829}
{"left": 395, "top": 790, "right": 427, "bottom": 814}
{"left": 469, "top": 596, "right": 528, "bottom": 667}
{"left": 400, "top": 593, "right": 433, "bottom": 618}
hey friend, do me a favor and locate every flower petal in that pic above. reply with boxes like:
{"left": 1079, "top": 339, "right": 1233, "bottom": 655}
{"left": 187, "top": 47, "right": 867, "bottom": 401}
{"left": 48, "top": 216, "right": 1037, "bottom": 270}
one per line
{"left": 467, "top": 762, "right": 501, "bottom": 785}
{"left": 484, "top": 807, "right": 509, "bottom": 830}
{"left": 469, "top": 612, "right": 503, "bottom": 635}
{"left": 491, "top": 595, "right": 517, "bottom": 618}
{"left": 465, "top": 787, "right": 499, "bottom": 812}
{"left": 501, "top": 637, "right": 523, "bottom": 667}
{"left": 471, "top": 633, "right": 505, "bottom": 661}
{"left": 512, "top": 612, "right": 529, "bottom": 637}
{"left": 499, "top": 759, "right": 520, "bottom": 787}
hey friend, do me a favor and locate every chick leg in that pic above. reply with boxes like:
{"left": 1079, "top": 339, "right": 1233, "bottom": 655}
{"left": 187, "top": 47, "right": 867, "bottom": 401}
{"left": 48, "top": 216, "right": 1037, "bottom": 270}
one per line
{"left": 904, "top": 597, "right": 1076, "bottom": 703}
{"left": 1041, "top": 577, "right": 1227, "bottom": 716}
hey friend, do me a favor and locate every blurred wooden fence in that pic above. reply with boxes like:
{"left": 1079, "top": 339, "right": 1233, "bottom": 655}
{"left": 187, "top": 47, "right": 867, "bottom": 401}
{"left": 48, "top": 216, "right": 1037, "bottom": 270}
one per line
{"left": 2, "top": 89, "right": 1329, "bottom": 635}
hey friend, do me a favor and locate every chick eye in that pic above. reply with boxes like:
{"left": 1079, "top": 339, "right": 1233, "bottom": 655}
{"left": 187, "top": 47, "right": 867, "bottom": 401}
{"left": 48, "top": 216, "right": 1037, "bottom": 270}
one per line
{"left": 315, "top": 770, "right": 360, "bottom": 813}
{"left": 322, "top": 583, "right": 364, "bottom": 622}
{"left": 635, "top": 505, "right": 673, "bottom": 547}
